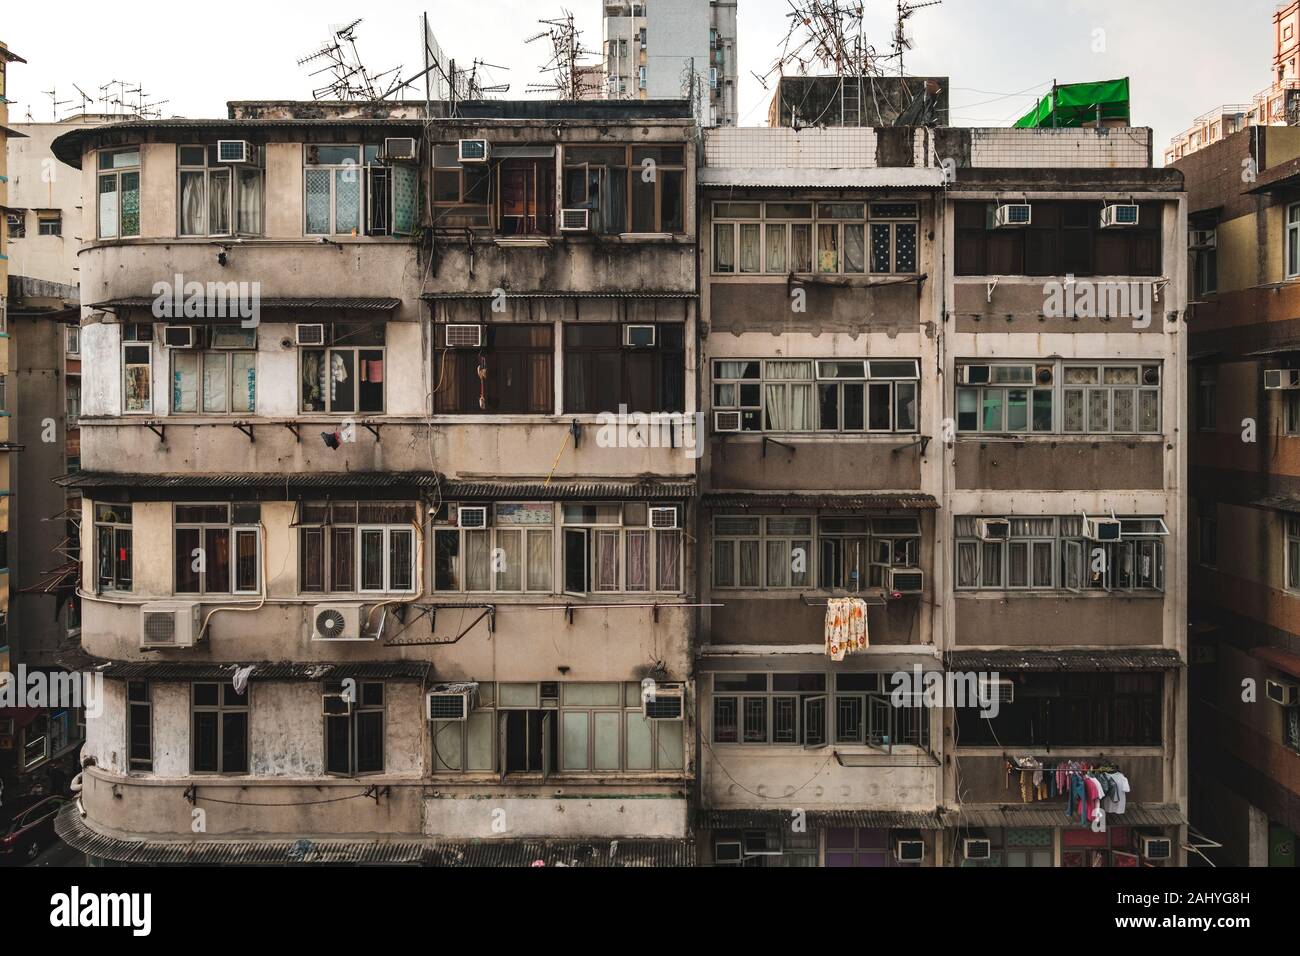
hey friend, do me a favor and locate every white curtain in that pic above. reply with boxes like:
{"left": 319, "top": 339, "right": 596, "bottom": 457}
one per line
{"left": 180, "top": 171, "right": 205, "bottom": 235}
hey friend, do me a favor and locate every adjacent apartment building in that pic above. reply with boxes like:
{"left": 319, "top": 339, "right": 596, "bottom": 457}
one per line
{"left": 1173, "top": 124, "right": 1300, "bottom": 868}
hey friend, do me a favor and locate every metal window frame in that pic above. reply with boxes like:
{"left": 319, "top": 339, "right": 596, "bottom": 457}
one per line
{"left": 127, "top": 680, "right": 153, "bottom": 772}
{"left": 302, "top": 144, "right": 366, "bottom": 236}
{"left": 189, "top": 681, "right": 250, "bottom": 775}
{"left": 173, "top": 502, "right": 261, "bottom": 596}
{"left": 298, "top": 343, "right": 387, "bottom": 414}
{"left": 170, "top": 347, "right": 257, "bottom": 415}
{"left": 323, "top": 679, "right": 386, "bottom": 777}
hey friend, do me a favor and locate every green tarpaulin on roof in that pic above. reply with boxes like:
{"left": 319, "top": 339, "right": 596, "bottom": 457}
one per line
{"left": 1014, "top": 78, "right": 1131, "bottom": 129}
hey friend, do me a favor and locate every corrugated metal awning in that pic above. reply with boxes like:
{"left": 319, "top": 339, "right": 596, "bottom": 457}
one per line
{"left": 441, "top": 479, "right": 695, "bottom": 501}
{"left": 943, "top": 804, "right": 1186, "bottom": 829}
{"left": 703, "top": 492, "right": 938, "bottom": 511}
{"left": 945, "top": 649, "right": 1183, "bottom": 671}
{"left": 1252, "top": 495, "right": 1300, "bottom": 515}
{"left": 89, "top": 296, "right": 402, "bottom": 314}
{"left": 421, "top": 291, "right": 696, "bottom": 300}
{"left": 698, "top": 808, "right": 944, "bottom": 830}
{"left": 82, "top": 660, "right": 431, "bottom": 682}
{"left": 699, "top": 167, "right": 946, "bottom": 189}
{"left": 1248, "top": 645, "right": 1300, "bottom": 681}
{"left": 1245, "top": 342, "right": 1300, "bottom": 357}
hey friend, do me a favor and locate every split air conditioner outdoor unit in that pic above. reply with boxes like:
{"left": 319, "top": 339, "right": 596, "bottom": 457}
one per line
{"left": 560, "top": 208, "right": 590, "bottom": 232}
{"left": 216, "top": 140, "right": 257, "bottom": 164}
{"left": 140, "top": 602, "right": 202, "bottom": 649}
{"left": 623, "top": 324, "right": 656, "bottom": 348}
{"left": 1267, "top": 679, "right": 1300, "bottom": 707}
{"left": 894, "top": 839, "right": 926, "bottom": 863}
{"left": 993, "top": 203, "right": 1032, "bottom": 228}
{"left": 1100, "top": 203, "right": 1140, "bottom": 228}
{"left": 1264, "top": 369, "right": 1300, "bottom": 390}
{"left": 381, "top": 137, "right": 419, "bottom": 162}
{"left": 714, "top": 411, "right": 743, "bottom": 433}
{"left": 642, "top": 683, "right": 685, "bottom": 720}
{"left": 445, "top": 324, "right": 484, "bottom": 349}
{"left": 1084, "top": 516, "right": 1123, "bottom": 542}
{"left": 1139, "top": 835, "right": 1172, "bottom": 861}
{"left": 312, "top": 604, "right": 365, "bottom": 641}
{"left": 648, "top": 507, "right": 679, "bottom": 530}
{"left": 295, "top": 323, "right": 326, "bottom": 347}
{"left": 458, "top": 139, "right": 490, "bottom": 164}
{"left": 457, "top": 506, "right": 490, "bottom": 529}
{"left": 978, "top": 677, "right": 1015, "bottom": 705}
{"left": 163, "top": 325, "right": 198, "bottom": 349}
{"left": 962, "top": 838, "right": 992, "bottom": 861}
{"left": 976, "top": 518, "right": 1011, "bottom": 541}
{"left": 426, "top": 691, "right": 472, "bottom": 721}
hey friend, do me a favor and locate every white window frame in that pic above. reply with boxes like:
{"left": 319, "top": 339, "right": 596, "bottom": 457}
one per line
{"left": 97, "top": 148, "right": 141, "bottom": 239}
{"left": 357, "top": 526, "right": 417, "bottom": 595}
{"left": 1288, "top": 203, "right": 1300, "bottom": 280}
{"left": 174, "top": 503, "right": 262, "bottom": 596}
{"left": 122, "top": 336, "right": 153, "bottom": 416}
{"left": 170, "top": 347, "right": 257, "bottom": 415}
{"left": 303, "top": 145, "right": 365, "bottom": 236}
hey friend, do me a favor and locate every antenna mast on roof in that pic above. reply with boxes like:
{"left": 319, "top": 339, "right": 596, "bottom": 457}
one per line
{"left": 754, "top": 1, "right": 884, "bottom": 91}
{"left": 43, "top": 87, "right": 74, "bottom": 122}
{"left": 415, "top": 13, "right": 509, "bottom": 117}
{"left": 525, "top": 9, "right": 599, "bottom": 99}
{"left": 298, "top": 19, "right": 405, "bottom": 101}
{"left": 891, "top": 0, "right": 942, "bottom": 76}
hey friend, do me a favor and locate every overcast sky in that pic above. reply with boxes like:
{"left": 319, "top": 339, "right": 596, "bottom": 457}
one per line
{"left": 2, "top": 0, "right": 1285, "bottom": 164}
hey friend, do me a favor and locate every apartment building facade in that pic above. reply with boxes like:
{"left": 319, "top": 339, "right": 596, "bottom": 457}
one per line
{"left": 1173, "top": 125, "right": 1300, "bottom": 868}
{"left": 694, "top": 124, "right": 1189, "bottom": 867}
{"left": 53, "top": 99, "right": 701, "bottom": 865}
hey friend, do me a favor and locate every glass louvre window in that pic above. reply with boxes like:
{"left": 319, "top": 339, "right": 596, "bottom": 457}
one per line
{"left": 957, "top": 362, "right": 1161, "bottom": 435}
{"left": 1061, "top": 365, "right": 1161, "bottom": 435}
{"left": 714, "top": 359, "right": 918, "bottom": 434}
{"left": 175, "top": 504, "right": 261, "bottom": 595}
{"left": 711, "top": 201, "right": 915, "bottom": 276}
{"left": 324, "top": 681, "right": 384, "bottom": 776}
{"left": 94, "top": 504, "right": 133, "bottom": 592}
{"left": 304, "top": 145, "right": 363, "bottom": 235}
{"left": 191, "top": 683, "right": 249, "bottom": 774}
{"left": 432, "top": 503, "right": 555, "bottom": 594}
{"left": 171, "top": 340, "right": 256, "bottom": 414}
{"left": 178, "top": 145, "right": 264, "bottom": 237}
{"left": 712, "top": 515, "right": 920, "bottom": 591}
{"left": 434, "top": 324, "right": 553, "bottom": 414}
{"left": 298, "top": 502, "right": 416, "bottom": 595}
{"left": 300, "top": 323, "right": 386, "bottom": 413}
{"left": 97, "top": 149, "right": 140, "bottom": 238}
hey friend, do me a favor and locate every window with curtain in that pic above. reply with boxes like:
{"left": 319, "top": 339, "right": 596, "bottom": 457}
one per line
{"left": 434, "top": 324, "right": 553, "bottom": 414}
{"left": 563, "top": 323, "right": 685, "bottom": 414}
{"left": 713, "top": 201, "right": 915, "bottom": 276}
{"left": 97, "top": 149, "right": 140, "bottom": 239}
{"left": 178, "top": 145, "right": 263, "bottom": 238}
{"left": 562, "top": 145, "right": 685, "bottom": 236}
{"left": 171, "top": 330, "right": 256, "bottom": 414}
{"left": 957, "top": 361, "right": 1160, "bottom": 436}
{"left": 175, "top": 503, "right": 261, "bottom": 596}
{"left": 715, "top": 358, "right": 918, "bottom": 434}
{"left": 304, "top": 145, "right": 364, "bottom": 235}
{"left": 298, "top": 501, "right": 416, "bottom": 595}
{"left": 432, "top": 503, "right": 555, "bottom": 594}
{"left": 300, "top": 322, "right": 386, "bottom": 413}
{"left": 95, "top": 504, "right": 133, "bottom": 592}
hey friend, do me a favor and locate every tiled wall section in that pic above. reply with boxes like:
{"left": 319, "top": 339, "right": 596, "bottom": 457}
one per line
{"left": 704, "top": 128, "right": 878, "bottom": 168}
{"left": 968, "top": 128, "right": 1152, "bottom": 169}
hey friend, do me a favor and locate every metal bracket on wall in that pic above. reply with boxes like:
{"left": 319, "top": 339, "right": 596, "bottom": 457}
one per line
{"left": 362, "top": 785, "right": 391, "bottom": 803}
{"left": 283, "top": 424, "right": 301, "bottom": 443}
{"left": 145, "top": 422, "right": 166, "bottom": 443}
{"left": 362, "top": 422, "right": 382, "bottom": 442}
{"left": 762, "top": 436, "right": 796, "bottom": 458}
{"left": 182, "top": 785, "right": 197, "bottom": 805}
{"left": 891, "top": 435, "right": 931, "bottom": 457}
{"left": 233, "top": 422, "right": 255, "bottom": 444}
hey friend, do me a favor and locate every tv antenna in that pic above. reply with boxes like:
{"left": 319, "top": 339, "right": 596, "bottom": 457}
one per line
{"left": 44, "top": 86, "right": 74, "bottom": 121}
{"left": 298, "top": 19, "right": 404, "bottom": 101}
{"left": 525, "top": 10, "right": 599, "bottom": 99}
{"left": 753, "top": 1, "right": 885, "bottom": 92}
{"left": 71, "top": 84, "right": 95, "bottom": 116}
{"left": 891, "top": 0, "right": 942, "bottom": 76}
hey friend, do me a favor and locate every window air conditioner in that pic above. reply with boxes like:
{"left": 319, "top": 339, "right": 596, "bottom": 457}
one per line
{"left": 140, "top": 602, "right": 202, "bottom": 649}
{"left": 714, "top": 411, "right": 743, "bottom": 433}
{"left": 163, "top": 325, "right": 198, "bottom": 349}
{"left": 1100, "top": 203, "right": 1140, "bottom": 228}
{"left": 993, "top": 203, "right": 1032, "bottom": 228}
{"left": 312, "top": 604, "right": 365, "bottom": 641}
{"left": 642, "top": 683, "right": 685, "bottom": 719}
{"left": 295, "top": 324, "right": 326, "bottom": 347}
{"left": 978, "top": 677, "right": 1015, "bottom": 705}
{"left": 445, "top": 324, "right": 484, "bottom": 349}
{"left": 1083, "top": 517, "right": 1123, "bottom": 542}
{"left": 963, "top": 838, "right": 992, "bottom": 861}
{"left": 1267, "top": 679, "right": 1300, "bottom": 707}
{"left": 458, "top": 139, "right": 491, "bottom": 164}
{"left": 381, "top": 137, "right": 419, "bottom": 162}
{"left": 1264, "top": 369, "right": 1300, "bottom": 390}
{"left": 216, "top": 140, "right": 257, "bottom": 164}
{"left": 714, "top": 840, "right": 743, "bottom": 864}
{"left": 888, "top": 568, "right": 925, "bottom": 595}
{"left": 623, "top": 324, "right": 656, "bottom": 348}
{"left": 1189, "top": 229, "right": 1217, "bottom": 250}
{"left": 958, "top": 365, "right": 992, "bottom": 385}
{"left": 427, "top": 691, "right": 472, "bottom": 721}
{"left": 976, "top": 518, "right": 1011, "bottom": 541}
{"left": 457, "top": 506, "right": 490, "bottom": 529}
{"left": 648, "top": 507, "right": 679, "bottom": 530}
{"left": 1139, "top": 835, "right": 1172, "bottom": 861}
{"left": 894, "top": 839, "right": 926, "bottom": 863}
{"left": 560, "top": 208, "right": 590, "bottom": 232}
{"left": 322, "top": 692, "right": 353, "bottom": 717}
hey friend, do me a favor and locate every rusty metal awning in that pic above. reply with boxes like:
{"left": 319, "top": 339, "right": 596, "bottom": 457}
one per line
{"left": 1252, "top": 495, "right": 1300, "bottom": 515}
{"left": 88, "top": 296, "right": 402, "bottom": 315}
{"left": 943, "top": 804, "right": 1186, "bottom": 830}
{"left": 1245, "top": 342, "right": 1300, "bottom": 357}
{"left": 697, "top": 809, "right": 944, "bottom": 830}
{"left": 1248, "top": 645, "right": 1300, "bottom": 681}
{"left": 945, "top": 649, "right": 1183, "bottom": 671}
{"left": 440, "top": 479, "right": 695, "bottom": 501}
{"left": 703, "top": 492, "right": 938, "bottom": 511}
{"left": 56, "top": 807, "right": 693, "bottom": 866}
{"left": 84, "top": 660, "right": 431, "bottom": 682}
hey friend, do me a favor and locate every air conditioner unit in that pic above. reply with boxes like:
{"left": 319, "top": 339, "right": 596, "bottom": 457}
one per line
{"left": 426, "top": 691, "right": 472, "bottom": 721}
{"left": 458, "top": 139, "right": 491, "bottom": 164}
{"left": 714, "top": 410, "right": 743, "bottom": 433}
{"left": 295, "top": 323, "right": 326, "bottom": 347}
{"left": 957, "top": 365, "right": 992, "bottom": 385}
{"left": 962, "top": 838, "right": 992, "bottom": 861}
{"left": 978, "top": 677, "right": 1015, "bottom": 705}
{"left": 1100, "top": 203, "right": 1140, "bottom": 228}
{"left": 894, "top": 839, "right": 926, "bottom": 863}
{"left": 976, "top": 518, "right": 1011, "bottom": 541}
{"left": 163, "top": 325, "right": 197, "bottom": 349}
{"left": 714, "top": 840, "right": 743, "bottom": 864}
{"left": 457, "top": 506, "right": 490, "bottom": 529}
{"left": 1190, "top": 229, "right": 1217, "bottom": 250}
{"left": 1084, "top": 516, "right": 1123, "bottom": 542}
{"left": 642, "top": 683, "right": 685, "bottom": 719}
{"left": 623, "top": 324, "right": 656, "bottom": 348}
{"left": 648, "top": 507, "right": 679, "bottom": 530}
{"left": 1264, "top": 369, "right": 1300, "bottom": 390}
{"left": 140, "top": 602, "right": 202, "bottom": 649}
{"left": 888, "top": 568, "right": 925, "bottom": 595}
{"left": 216, "top": 140, "right": 257, "bottom": 164}
{"left": 559, "top": 208, "right": 590, "bottom": 232}
{"left": 1267, "top": 679, "right": 1300, "bottom": 707}
{"left": 1139, "top": 835, "right": 1172, "bottom": 861}
{"left": 445, "top": 324, "right": 484, "bottom": 349}
{"left": 322, "top": 692, "right": 353, "bottom": 717}
{"left": 993, "top": 203, "right": 1032, "bottom": 228}
{"left": 311, "top": 604, "right": 365, "bottom": 641}
{"left": 381, "top": 137, "right": 418, "bottom": 162}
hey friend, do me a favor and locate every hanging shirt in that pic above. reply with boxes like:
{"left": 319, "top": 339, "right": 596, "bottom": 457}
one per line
{"left": 1106, "top": 772, "right": 1131, "bottom": 814}
{"left": 824, "top": 597, "right": 869, "bottom": 662}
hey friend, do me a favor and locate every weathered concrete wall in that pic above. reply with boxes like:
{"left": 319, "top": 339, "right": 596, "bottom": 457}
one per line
{"left": 952, "top": 594, "right": 1165, "bottom": 647}
{"left": 424, "top": 794, "right": 688, "bottom": 839}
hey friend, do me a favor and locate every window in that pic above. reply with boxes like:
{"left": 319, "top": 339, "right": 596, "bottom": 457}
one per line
{"left": 127, "top": 681, "right": 152, "bottom": 772}
{"left": 434, "top": 324, "right": 553, "bottom": 413}
{"left": 498, "top": 157, "right": 556, "bottom": 237}
{"left": 122, "top": 324, "right": 153, "bottom": 414}
{"left": 713, "top": 829, "right": 820, "bottom": 868}
{"left": 1285, "top": 390, "right": 1300, "bottom": 437}
{"left": 5, "top": 211, "right": 25, "bottom": 239}
{"left": 94, "top": 504, "right": 133, "bottom": 592}
{"left": 67, "top": 376, "right": 81, "bottom": 422}
{"left": 0, "top": 375, "right": 5, "bottom": 413}
{"left": 191, "top": 682, "right": 249, "bottom": 774}
{"left": 0, "top": 531, "right": 7, "bottom": 570}
{"left": 37, "top": 212, "right": 62, "bottom": 237}
{"left": 956, "top": 362, "right": 1160, "bottom": 436}
{"left": 431, "top": 145, "right": 492, "bottom": 231}
{"left": 955, "top": 516, "right": 1167, "bottom": 593}
{"left": 299, "top": 501, "right": 416, "bottom": 595}
{"left": 170, "top": 329, "right": 257, "bottom": 414}
{"left": 22, "top": 716, "right": 48, "bottom": 769}
{"left": 955, "top": 201, "right": 1160, "bottom": 277}
{"left": 713, "top": 514, "right": 920, "bottom": 592}
{"left": 97, "top": 149, "right": 141, "bottom": 239}
{"left": 1287, "top": 516, "right": 1300, "bottom": 593}
{"left": 324, "top": 681, "right": 384, "bottom": 776}
{"left": 826, "top": 828, "right": 898, "bottom": 868}
{"left": 1193, "top": 231, "right": 1217, "bottom": 296}
{"left": 433, "top": 503, "right": 554, "bottom": 594}
{"left": 563, "top": 323, "right": 684, "bottom": 413}
{"left": 955, "top": 673, "right": 1162, "bottom": 747}
{"left": 300, "top": 323, "right": 386, "bottom": 413}
{"left": 179, "top": 145, "right": 263, "bottom": 237}
{"left": 66, "top": 325, "right": 80, "bottom": 355}
{"left": 562, "top": 145, "right": 685, "bottom": 236}
{"left": 1289, "top": 203, "right": 1300, "bottom": 280}
{"left": 712, "top": 201, "right": 918, "bottom": 276}
{"left": 1198, "top": 513, "right": 1218, "bottom": 569}
{"left": 715, "top": 359, "right": 919, "bottom": 434}
{"left": 304, "top": 145, "right": 365, "bottom": 236}
{"left": 1196, "top": 366, "right": 1217, "bottom": 431}
{"left": 174, "top": 503, "right": 261, "bottom": 595}
{"left": 560, "top": 503, "right": 682, "bottom": 594}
